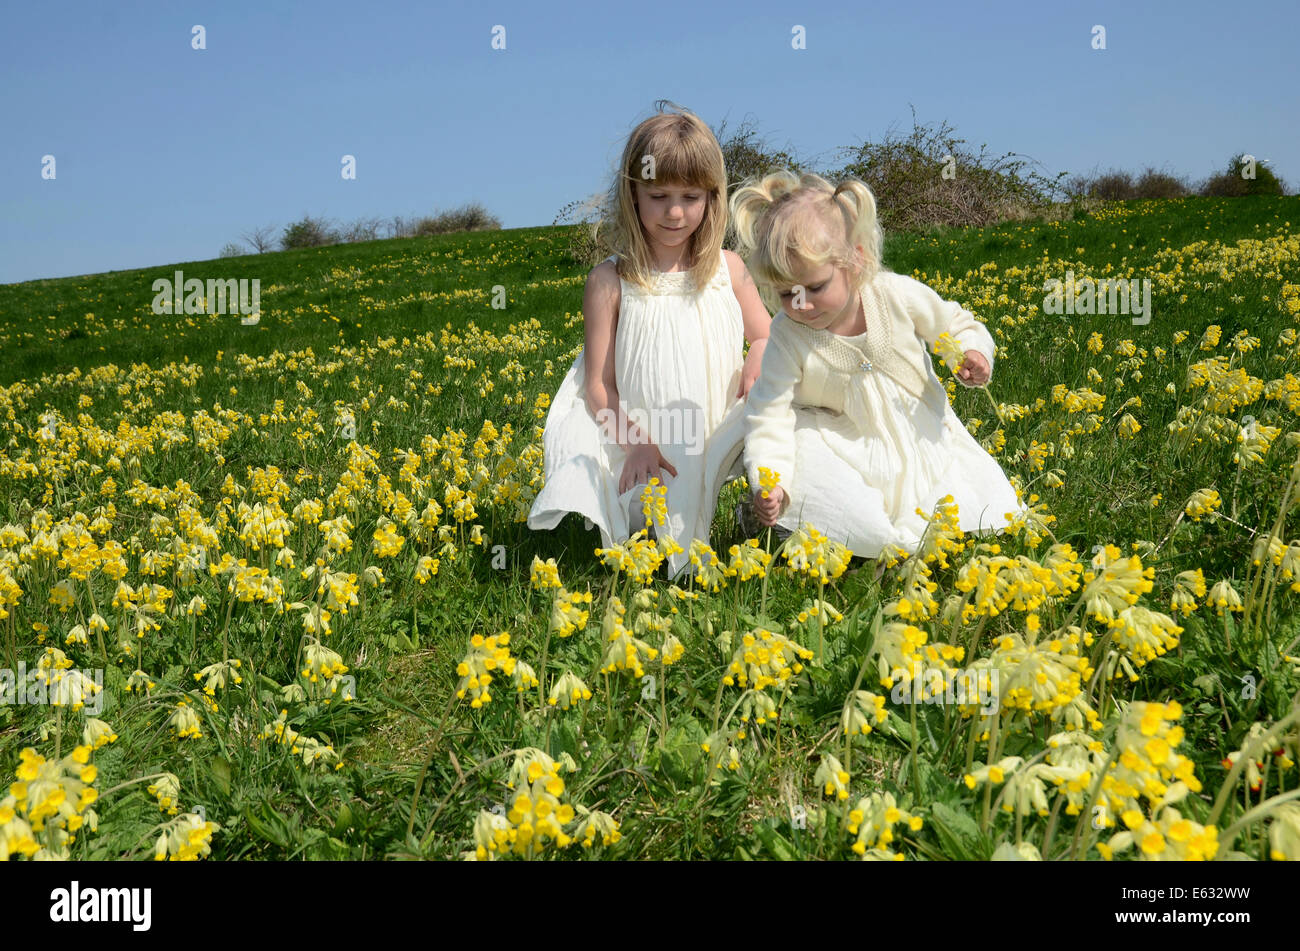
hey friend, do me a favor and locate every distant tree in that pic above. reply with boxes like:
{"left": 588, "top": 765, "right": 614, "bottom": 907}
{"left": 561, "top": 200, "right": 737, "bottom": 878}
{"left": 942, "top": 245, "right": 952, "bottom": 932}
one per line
{"left": 281, "top": 215, "right": 338, "bottom": 250}
{"left": 1200, "top": 153, "right": 1287, "bottom": 197}
{"left": 219, "top": 242, "right": 246, "bottom": 258}
{"left": 241, "top": 224, "right": 278, "bottom": 253}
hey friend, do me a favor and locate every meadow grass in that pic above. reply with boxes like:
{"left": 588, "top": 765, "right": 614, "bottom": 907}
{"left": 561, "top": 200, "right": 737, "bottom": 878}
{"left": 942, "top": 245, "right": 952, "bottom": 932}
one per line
{"left": 1, "top": 196, "right": 1299, "bottom": 860}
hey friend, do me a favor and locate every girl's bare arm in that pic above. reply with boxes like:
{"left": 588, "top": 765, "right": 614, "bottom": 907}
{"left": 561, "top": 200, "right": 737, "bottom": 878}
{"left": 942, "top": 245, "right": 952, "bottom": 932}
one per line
{"left": 582, "top": 260, "right": 644, "bottom": 448}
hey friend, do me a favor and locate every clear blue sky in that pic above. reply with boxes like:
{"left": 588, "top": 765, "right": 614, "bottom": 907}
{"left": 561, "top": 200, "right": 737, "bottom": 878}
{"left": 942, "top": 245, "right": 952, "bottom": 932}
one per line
{"left": 2, "top": 0, "right": 1296, "bottom": 285}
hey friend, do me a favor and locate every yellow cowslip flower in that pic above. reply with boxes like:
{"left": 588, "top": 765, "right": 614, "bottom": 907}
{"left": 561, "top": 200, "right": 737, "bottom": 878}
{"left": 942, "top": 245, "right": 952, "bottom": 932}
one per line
{"left": 531, "top": 557, "right": 562, "bottom": 591}
{"left": 302, "top": 638, "right": 347, "bottom": 687}
{"left": 547, "top": 671, "right": 592, "bottom": 710}
{"left": 1081, "top": 544, "right": 1155, "bottom": 626}
{"left": 1207, "top": 578, "right": 1244, "bottom": 616}
{"left": 1109, "top": 605, "right": 1184, "bottom": 670}
{"left": 511, "top": 661, "right": 539, "bottom": 693}
{"left": 168, "top": 700, "right": 202, "bottom": 740}
{"left": 549, "top": 587, "right": 592, "bottom": 637}
{"left": 842, "top": 690, "right": 888, "bottom": 735}
{"left": 1268, "top": 802, "right": 1300, "bottom": 861}
{"left": 687, "top": 539, "right": 726, "bottom": 592}
{"left": 964, "top": 756, "right": 1023, "bottom": 791}
{"left": 1100, "top": 807, "right": 1217, "bottom": 861}
{"left": 1100, "top": 700, "right": 1201, "bottom": 820}
{"left": 796, "top": 599, "right": 844, "bottom": 625}
{"left": 659, "top": 632, "right": 684, "bottom": 666}
{"left": 371, "top": 518, "right": 405, "bottom": 558}
{"left": 1170, "top": 568, "right": 1206, "bottom": 616}
{"left": 815, "top": 754, "right": 851, "bottom": 800}
{"left": 737, "top": 689, "right": 777, "bottom": 737}
{"left": 781, "top": 524, "right": 853, "bottom": 582}
{"left": 194, "top": 658, "right": 243, "bottom": 697}
{"left": 153, "top": 813, "right": 220, "bottom": 861}
{"left": 81, "top": 718, "right": 118, "bottom": 750}
{"left": 415, "top": 555, "right": 440, "bottom": 583}
{"left": 455, "top": 632, "right": 516, "bottom": 707}
{"left": 147, "top": 773, "right": 182, "bottom": 815}
{"left": 1199, "top": 324, "right": 1222, "bottom": 350}
{"left": 125, "top": 668, "right": 156, "bottom": 695}
{"left": 1183, "top": 488, "right": 1221, "bottom": 521}
{"left": 574, "top": 809, "right": 621, "bottom": 849}
{"left": 726, "top": 538, "right": 772, "bottom": 582}
{"left": 932, "top": 332, "right": 967, "bottom": 372}
{"left": 724, "top": 627, "right": 813, "bottom": 691}
{"left": 598, "top": 596, "right": 658, "bottom": 679}
{"left": 846, "top": 791, "right": 920, "bottom": 859}
{"left": 639, "top": 478, "right": 668, "bottom": 528}
{"left": 757, "top": 467, "right": 781, "bottom": 500}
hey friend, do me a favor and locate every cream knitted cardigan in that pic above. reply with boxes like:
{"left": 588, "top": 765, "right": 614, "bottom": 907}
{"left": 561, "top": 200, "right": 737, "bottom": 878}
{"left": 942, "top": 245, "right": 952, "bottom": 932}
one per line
{"left": 743, "top": 269, "right": 997, "bottom": 503}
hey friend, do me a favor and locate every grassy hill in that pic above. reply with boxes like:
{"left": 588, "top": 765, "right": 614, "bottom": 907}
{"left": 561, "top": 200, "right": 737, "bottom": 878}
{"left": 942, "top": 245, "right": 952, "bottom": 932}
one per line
{"left": 1, "top": 196, "right": 1299, "bottom": 861}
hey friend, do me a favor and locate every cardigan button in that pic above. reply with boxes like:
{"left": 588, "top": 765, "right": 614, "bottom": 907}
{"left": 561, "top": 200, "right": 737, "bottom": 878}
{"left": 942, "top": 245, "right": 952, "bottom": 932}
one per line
{"left": 859, "top": 359, "right": 873, "bottom": 371}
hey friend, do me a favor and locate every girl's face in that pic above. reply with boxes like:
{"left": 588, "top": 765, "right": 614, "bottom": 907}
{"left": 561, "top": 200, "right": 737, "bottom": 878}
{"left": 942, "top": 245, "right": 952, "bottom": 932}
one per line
{"left": 775, "top": 253, "right": 863, "bottom": 334}
{"left": 633, "top": 180, "right": 707, "bottom": 249}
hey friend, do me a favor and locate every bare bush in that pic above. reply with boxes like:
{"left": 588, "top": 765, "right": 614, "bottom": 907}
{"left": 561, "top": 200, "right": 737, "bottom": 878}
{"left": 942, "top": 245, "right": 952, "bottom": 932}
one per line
{"left": 822, "top": 108, "right": 1068, "bottom": 232}
{"left": 240, "top": 224, "right": 278, "bottom": 253}
{"left": 339, "top": 215, "right": 384, "bottom": 243}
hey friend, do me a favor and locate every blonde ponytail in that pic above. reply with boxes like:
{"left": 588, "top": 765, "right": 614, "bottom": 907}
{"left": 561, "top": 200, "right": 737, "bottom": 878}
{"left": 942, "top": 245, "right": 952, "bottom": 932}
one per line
{"left": 728, "top": 171, "right": 886, "bottom": 304}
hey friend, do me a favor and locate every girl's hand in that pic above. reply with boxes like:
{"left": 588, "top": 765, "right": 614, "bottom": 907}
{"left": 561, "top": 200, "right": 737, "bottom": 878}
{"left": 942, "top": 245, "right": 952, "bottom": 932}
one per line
{"left": 754, "top": 485, "right": 786, "bottom": 526}
{"left": 958, "top": 350, "right": 990, "bottom": 387}
{"left": 736, "top": 338, "right": 767, "bottom": 399}
{"left": 620, "top": 443, "right": 679, "bottom": 494}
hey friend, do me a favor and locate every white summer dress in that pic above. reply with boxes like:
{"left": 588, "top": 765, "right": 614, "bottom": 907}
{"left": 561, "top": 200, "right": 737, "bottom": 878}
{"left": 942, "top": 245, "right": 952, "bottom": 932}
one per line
{"left": 528, "top": 251, "right": 748, "bottom": 579}
{"left": 768, "top": 291, "right": 1027, "bottom": 556}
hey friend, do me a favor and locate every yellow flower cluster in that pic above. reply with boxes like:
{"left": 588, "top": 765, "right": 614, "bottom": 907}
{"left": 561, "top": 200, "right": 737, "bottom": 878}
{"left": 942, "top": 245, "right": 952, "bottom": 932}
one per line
{"left": 1170, "top": 568, "right": 1207, "bottom": 616}
{"left": 726, "top": 539, "right": 772, "bottom": 581}
{"left": 598, "top": 596, "right": 659, "bottom": 678}
{"left": 1, "top": 742, "right": 101, "bottom": 860}
{"left": 549, "top": 587, "right": 593, "bottom": 636}
{"left": 723, "top": 627, "right": 813, "bottom": 690}
{"left": 846, "top": 791, "right": 922, "bottom": 859}
{"left": 687, "top": 539, "right": 726, "bottom": 591}
{"left": 153, "top": 812, "right": 221, "bottom": 861}
{"left": 639, "top": 478, "right": 668, "bottom": 528}
{"left": 1100, "top": 701, "right": 1202, "bottom": 822}
{"left": 596, "top": 534, "right": 672, "bottom": 585}
{"left": 547, "top": 671, "right": 592, "bottom": 710}
{"left": 931, "top": 332, "right": 967, "bottom": 372}
{"left": 1183, "top": 488, "right": 1222, "bottom": 521}
{"left": 471, "top": 749, "right": 618, "bottom": 859}
{"left": 259, "top": 709, "right": 342, "bottom": 768}
{"left": 815, "top": 754, "right": 851, "bottom": 800}
{"left": 530, "top": 556, "right": 561, "bottom": 590}
{"left": 781, "top": 524, "right": 853, "bottom": 582}
{"left": 455, "top": 633, "right": 517, "bottom": 707}
{"left": 841, "top": 690, "right": 889, "bottom": 735}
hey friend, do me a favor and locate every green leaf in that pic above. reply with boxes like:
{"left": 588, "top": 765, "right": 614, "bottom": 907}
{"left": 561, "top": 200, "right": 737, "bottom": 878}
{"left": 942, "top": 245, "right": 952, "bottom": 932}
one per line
{"left": 753, "top": 821, "right": 799, "bottom": 860}
{"left": 209, "top": 755, "right": 232, "bottom": 796}
{"left": 929, "top": 801, "right": 987, "bottom": 861}
{"left": 658, "top": 717, "right": 707, "bottom": 787}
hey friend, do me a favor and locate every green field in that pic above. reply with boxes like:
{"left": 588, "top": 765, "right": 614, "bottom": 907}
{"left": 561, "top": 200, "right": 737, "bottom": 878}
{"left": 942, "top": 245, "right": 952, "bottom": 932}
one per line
{"left": 2, "top": 196, "right": 1299, "bottom": 861}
